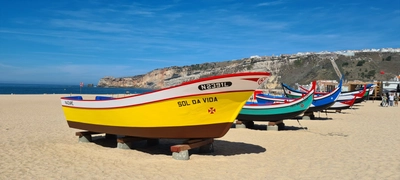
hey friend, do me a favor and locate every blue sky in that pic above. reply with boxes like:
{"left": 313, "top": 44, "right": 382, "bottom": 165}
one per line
{"left": 1, "top": 0, "right": 399, "bottom": 85}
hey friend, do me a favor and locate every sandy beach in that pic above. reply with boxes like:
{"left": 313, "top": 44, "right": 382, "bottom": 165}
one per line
{"left": 1, "top": 94, "right": 399, "bottom": 179}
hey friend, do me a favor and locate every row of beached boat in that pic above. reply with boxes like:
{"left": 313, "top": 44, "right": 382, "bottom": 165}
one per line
{"left": 60, "top": 72, "right": 372, "bottom": 140}
{"left": 238, "top": 77, "right": 373, "bottom": 127}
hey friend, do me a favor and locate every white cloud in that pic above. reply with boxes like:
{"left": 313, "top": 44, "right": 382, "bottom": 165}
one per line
{"left": 49, "top": 19, "right": 131, "bottom": 33}
{"left": 126, "top": 58, "right": 183, "bottom": 63}
{"left": 257, "top": 0, "right": 285, "bottom": 7}
{"left": 369, "top": 7, "right": 381, "bottom": 11}
{"left": 32, "top": 52, "right": 98, "bottom": 58}
{"left": 0, "top": 63, "right": 18, "bottom": 69}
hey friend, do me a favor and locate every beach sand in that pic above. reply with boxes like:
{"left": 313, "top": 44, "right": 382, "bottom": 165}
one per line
{"left": 1, "top": 95, "right": 399, "bottom": 179}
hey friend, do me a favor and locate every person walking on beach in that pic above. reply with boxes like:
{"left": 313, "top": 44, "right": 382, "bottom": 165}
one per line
{"left": 388, "top": 93, "right": 394, "bottom": 107}
{"left": 381, "top": 93, "right": 388, "bottom": 107}
{"left": 386, "top": 92, "right": 390, "bottom": 105}
{"left": 394, "top": 93, "right": 399, "bottom": 107}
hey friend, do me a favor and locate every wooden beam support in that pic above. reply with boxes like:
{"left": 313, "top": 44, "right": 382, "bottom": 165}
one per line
{"left": 117, "top": 136, "right": 147, "bottom": 144}
{"left": 75, "top": 131, "right": 102, "bottom": 137}
{"left": 170, "top": 138, "right": 214, "bottom": 153}
{"left": 235, "top": 120, "right": 243, "bottom": 124}
{"left": 268, "top": 120, "right": 283, "bottom": 126}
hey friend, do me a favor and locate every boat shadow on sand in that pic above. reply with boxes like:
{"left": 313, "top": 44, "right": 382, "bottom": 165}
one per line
{"left": 247, "top": 124, "right": 309, "bottom": 131}
{"left": 91, "top": 136, "right": 266, "bottom": 156}
{"left": 320, "top": 110, "right": 355, "bottom": 114}
{"left": 241, "top": 117, "right": 335, "bottom": 131}
{"left": 290, "top": 116, "right": 334, "bottom": 120}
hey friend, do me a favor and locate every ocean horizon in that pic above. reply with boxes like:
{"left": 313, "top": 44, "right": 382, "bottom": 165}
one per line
{"left": 0, "top": 83, "right": 152, "bottom": 95}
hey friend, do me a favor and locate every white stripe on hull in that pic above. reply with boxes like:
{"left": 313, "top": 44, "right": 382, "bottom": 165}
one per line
{"left": 61, "top": 74, "right": 268, "bottom": 109}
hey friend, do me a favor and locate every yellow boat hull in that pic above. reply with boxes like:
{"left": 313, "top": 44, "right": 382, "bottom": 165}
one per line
{"left": 63, "top": 91, "right": 252, "bottom": 138}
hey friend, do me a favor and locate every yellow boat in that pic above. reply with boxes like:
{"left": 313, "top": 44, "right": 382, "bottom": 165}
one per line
{"left": 61, "top": 72, "right": 270, "bottom": 139}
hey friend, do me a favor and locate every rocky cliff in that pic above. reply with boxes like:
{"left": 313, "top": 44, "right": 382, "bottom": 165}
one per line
{"left": 97, "top": 51, "right": 400, "bottom": 89}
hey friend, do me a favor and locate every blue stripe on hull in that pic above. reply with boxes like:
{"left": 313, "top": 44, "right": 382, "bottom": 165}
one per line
{"left": 305, "top": 101, "right": 336, "bottom": 112}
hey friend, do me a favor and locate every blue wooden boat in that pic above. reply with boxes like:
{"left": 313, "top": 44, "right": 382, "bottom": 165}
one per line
{"left": 237, "top": 81, "right": 315, "bottom": 123}
{"left": 256, "top": 93, "right": 289, "bottom": 103}
{"left": 299, "top": 82, "right": 367, "bottom": 104}
{"left": 280, "top": 78, "right": 342, "bottom": 112}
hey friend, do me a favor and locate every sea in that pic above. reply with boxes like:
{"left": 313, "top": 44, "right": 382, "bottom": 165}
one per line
{"left": 0, "top": 83, "right": 153, "bottom": 95}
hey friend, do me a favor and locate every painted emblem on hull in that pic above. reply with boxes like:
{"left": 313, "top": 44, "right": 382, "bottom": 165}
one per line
{"left": 208, "top": 107, "right": 216, "bottom": 114}
{"left": 257, "top": 77, "right": 267, "bottom": 85}
{"left": 64, "top": 101, "right": 74, "bottom": 106}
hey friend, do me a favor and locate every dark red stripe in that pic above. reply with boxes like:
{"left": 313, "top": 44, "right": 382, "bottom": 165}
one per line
{"left": 67, "top": 121, "right": 233, "bottom": 139}
{"left": 241, "top": 78, "right": 260, "bottom": 82}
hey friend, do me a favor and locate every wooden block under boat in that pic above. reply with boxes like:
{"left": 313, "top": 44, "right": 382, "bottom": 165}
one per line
{"left": 117, "top": 136, "right": 148, "bottom": 144}
{"left": 235, "top": 120, "right": 244, "bottom": 125}
{"left": 170, "top": 138, "right": 214, "bottom": 152}
{"left": 267, "top": 120, "right": 283, "bottom": 126}
{"left": 75, "top": 131, "right": 102, "bottom": 137}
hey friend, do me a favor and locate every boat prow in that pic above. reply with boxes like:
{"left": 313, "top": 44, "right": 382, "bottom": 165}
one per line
{"left": 328, "top": 96, "right": 356, "bottom": 110}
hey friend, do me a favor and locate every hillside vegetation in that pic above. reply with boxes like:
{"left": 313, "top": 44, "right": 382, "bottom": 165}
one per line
{"left": 98, "top": 51, "right": 400, "bottom": 89}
